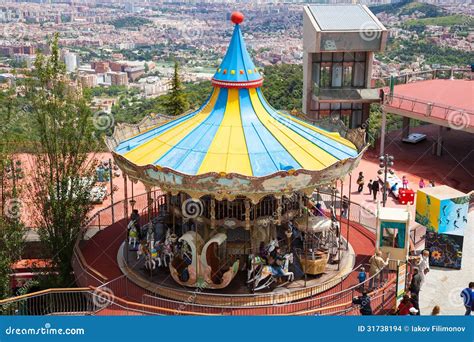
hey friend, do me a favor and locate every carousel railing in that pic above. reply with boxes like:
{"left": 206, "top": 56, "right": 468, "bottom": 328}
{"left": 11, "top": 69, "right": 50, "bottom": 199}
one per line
{"left": 0, "top": 288, "right": 93, "bottom": 316}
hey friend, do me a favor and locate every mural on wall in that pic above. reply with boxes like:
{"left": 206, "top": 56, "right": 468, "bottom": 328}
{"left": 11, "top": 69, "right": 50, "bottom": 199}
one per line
{"left": 425, "top": 231, "right": 463, "bottom": 270}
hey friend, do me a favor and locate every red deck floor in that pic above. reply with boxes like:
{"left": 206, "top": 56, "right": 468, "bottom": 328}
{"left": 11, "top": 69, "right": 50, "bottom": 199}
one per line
{"left": 80, "top": 216, "right": 376, "bottom": 315}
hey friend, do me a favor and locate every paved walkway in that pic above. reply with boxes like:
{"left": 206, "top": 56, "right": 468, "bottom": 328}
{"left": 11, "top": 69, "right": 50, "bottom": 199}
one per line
{"left": 419, "top": 209, "right": 474, "bottom": 316}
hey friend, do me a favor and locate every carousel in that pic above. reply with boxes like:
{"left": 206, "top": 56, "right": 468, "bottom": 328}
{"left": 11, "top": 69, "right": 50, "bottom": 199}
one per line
{"left": 107, "top": 12, "right": 368, "bottom": 302}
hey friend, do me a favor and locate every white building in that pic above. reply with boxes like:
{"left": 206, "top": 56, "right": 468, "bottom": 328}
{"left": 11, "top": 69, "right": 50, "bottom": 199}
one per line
{"left": 64, "top": 52, "right": 78, "bottom": 73}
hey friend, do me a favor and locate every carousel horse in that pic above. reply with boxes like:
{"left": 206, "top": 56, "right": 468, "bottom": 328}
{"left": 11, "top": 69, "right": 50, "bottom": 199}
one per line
{"left": 145, "top": 223, "right": 155, "bottom": 250}
{"left": 137, "top": 240, "right": 147, "bottom": 260}
{"left": 128, "top": 221, "right": 138, "bottom": 248}
{"left": 153, "top": 230, "right": 176, "bottom": 267}
{"left": 137, "top": 242, "right": 156, "bottom": 270}
{"left": 161, "top": 230, "right": 177, "bottom": 267}
{"left": 246, "top": 254, "right": 267, "bottom": 285}
{"left": 265, "top": 238, "right": 279, "bottom": 254}
{"left": 250, "top": 253, "right": 294, "bottom": 292}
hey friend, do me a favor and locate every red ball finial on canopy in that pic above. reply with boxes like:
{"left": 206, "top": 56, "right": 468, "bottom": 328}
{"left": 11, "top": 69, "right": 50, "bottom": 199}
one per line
{"left": 231, "top": 11, "right": 244, "bottom": 25}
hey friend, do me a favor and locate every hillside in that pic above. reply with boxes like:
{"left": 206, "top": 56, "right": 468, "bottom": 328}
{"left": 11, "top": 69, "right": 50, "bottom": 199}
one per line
{"left": 370, "top": 0, "right": 446, "bottom": 17}
{"left": 404, "top": 14, "right": 474, "bottom": 28}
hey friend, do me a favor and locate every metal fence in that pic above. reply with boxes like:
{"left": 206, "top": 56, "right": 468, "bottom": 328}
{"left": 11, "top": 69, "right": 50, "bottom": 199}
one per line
{"left": 374, "top": 68, "right": 472, "bottom": 87}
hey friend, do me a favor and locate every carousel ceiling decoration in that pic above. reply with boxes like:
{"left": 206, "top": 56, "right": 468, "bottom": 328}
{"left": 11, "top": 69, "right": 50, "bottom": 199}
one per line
{"left": 107, "top": 12, "right": 368, "bottom": 201}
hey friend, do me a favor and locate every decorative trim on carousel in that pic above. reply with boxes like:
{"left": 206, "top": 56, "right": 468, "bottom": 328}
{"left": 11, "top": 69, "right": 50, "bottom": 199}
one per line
{"left": 211, "top": 78, "right": 263, "bottom": 89}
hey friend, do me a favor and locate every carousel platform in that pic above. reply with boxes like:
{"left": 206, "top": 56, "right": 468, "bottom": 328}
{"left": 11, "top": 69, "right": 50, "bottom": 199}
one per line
{"left": 117, "top": 239, "right": 356, "bottom": 306}
{"left": 79, "top": 216, "right": 376, "bottom": 313}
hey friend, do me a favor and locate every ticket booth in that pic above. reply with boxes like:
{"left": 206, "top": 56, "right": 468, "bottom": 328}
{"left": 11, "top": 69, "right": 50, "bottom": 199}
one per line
{"left": 376, "top": 205, "right": 411, "bottom": 269}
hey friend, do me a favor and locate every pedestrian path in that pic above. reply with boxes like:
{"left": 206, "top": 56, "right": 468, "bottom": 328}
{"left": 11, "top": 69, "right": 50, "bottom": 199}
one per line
{"left": 419, "top": 210, "right": 473, "bottom": 315}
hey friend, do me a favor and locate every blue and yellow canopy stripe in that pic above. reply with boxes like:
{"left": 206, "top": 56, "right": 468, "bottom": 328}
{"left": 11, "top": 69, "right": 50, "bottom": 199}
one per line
{"left": 114, "top": 18, "right": 358, "bottom": 177}
{"left": 115, "top": 87, "right": 358, "bottom": 177}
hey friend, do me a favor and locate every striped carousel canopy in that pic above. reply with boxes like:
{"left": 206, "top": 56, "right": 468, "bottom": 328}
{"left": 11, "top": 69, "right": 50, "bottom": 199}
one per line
{"left": 114, "top": 12, "right": 358, "bottom": 178}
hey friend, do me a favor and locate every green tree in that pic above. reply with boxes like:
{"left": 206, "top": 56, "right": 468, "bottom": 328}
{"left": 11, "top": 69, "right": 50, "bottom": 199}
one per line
{"left": 0, "top": 90, "right": 26, "bottom": 299}
{"left": 26, "top": 34, "right": 100, "bottom": 287}
{"left": 261, "top": 64, "right": 303, "bottom": 111}
{"left": 165, "top": 61, "right": 188, "bottom": 116}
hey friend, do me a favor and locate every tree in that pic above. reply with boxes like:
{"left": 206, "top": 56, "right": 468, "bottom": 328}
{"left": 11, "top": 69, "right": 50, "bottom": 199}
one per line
{"left": 165, "top": 61, "right": 188, "bottom": 116}
{"left": 26, "top": 34, "right": 99, "bottom": 287}
{"left": 0, "top": 89, "right": 26, "bottom": 299}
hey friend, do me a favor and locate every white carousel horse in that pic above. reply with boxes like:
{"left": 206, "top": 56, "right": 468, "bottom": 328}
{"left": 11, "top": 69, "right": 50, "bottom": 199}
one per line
{"left": 161, "top": 230, "right": 177, "bottom": 267}
{"left": 251, "top": 253, "right": 294, "bottom": 292}
{"left": 128, "top": 220, "right": 138, "bottom": 248}
{"left": 145, "top": 223, "right": 155, "bottom": 250}
{"left": 265, "top": 238, "right": 279, "bottom": 254}
{"left": 246, "top": 254, "right": 267, "bottom": 284}
{"left": 153, "top": 232, "right": 175, "bottom": 268}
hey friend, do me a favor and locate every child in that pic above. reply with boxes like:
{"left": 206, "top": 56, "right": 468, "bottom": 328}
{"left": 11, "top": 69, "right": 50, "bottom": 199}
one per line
{"left": 418, "top": 178, "right": 425, "bottom": 188}
{"left": 367, "top": 180, "right": 373, "bottom": 195}
{"left": 358, "top": 267, "right": 367, "bottom": 290}
{"left": 402, "top": 176, "right": 408, "bottom": 189}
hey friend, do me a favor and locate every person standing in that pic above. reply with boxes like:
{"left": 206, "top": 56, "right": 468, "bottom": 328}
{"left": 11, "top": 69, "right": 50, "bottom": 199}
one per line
{"left": 402, "top": 175, "right": 408, "bottom": 189}
{"left": 409, "top": 268, "right": 422, "bottom": 296}
{"left": 356, "top": 172, "right": 364, "bottom": 193}
{"left": 415, "top": 250, "right": 430, "bottom": 286}
{"left": 353, "top": 291, "right": 372, "bottom": 315}
{"left": 367, "top": 179, "right": 373, "bottom": 195}
{"left": 397, "top": 294, "right": 414, "bottom": 315}
{"left": 410, "top": 293, "right": 420, "bottom": 315}
{"left": 418, "top": 178, "right": 425, "bottom": 188}
{"left": 431, "top": 305, "right": 441, "bottom": 315}
{"left": 460, "top": 282, "right": 474, "bottom": 316}
{"left": 368, "top": 250, "right": 389, "bottom": 289}
{"left": 371, "top": 180, "right": 380, "bottom": 201}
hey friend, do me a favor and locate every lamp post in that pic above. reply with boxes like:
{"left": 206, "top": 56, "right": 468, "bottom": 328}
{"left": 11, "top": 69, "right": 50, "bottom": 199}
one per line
{"left": 377, "top": 154, "right": 394, "bottom": 207}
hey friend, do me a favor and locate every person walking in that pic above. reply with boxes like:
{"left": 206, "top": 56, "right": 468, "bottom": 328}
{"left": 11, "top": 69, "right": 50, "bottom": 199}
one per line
{"left": 460, "top": 282, "right": 474, "bottom": 316}
{"left": 341, "top": 195, "right": 349, "bottom": 218}
{"left": 353, "top": 291, "right": 372, "bottom": 315}
{"left": 409, "top": 268, "right": 422, "bottom": 296}
{"left": 358, "top": 267, "right": 367, "bottom": 291}
{"left": 371, "top": 180, "right": 380, "bottom": 201}
{"left": 356, "top": 172, "right": 364, "bottom": 193}
{"left": 367, "top": 179, "right": 373, "bottom": 195}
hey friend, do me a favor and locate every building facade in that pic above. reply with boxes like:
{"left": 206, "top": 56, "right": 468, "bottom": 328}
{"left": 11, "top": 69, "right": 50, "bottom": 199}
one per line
{"left": 302, "top": 4, "right": 387, "bottom": 128}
